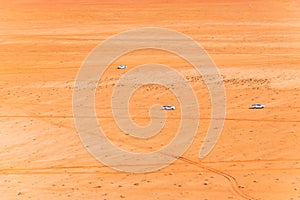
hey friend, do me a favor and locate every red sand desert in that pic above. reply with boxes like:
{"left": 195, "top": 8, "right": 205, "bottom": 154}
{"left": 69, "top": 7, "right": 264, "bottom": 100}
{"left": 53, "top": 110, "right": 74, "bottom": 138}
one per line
{"left": 0, "top": 0, "right": 299, "bottom": 199}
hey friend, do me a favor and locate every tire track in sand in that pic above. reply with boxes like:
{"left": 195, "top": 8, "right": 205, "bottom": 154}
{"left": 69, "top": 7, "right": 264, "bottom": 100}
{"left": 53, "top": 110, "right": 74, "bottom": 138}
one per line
{"left": 175, "top": 155, "right": 257, "bottom": 200}
{"left": 0, "top": 115, "right": 299, "bottom": 123}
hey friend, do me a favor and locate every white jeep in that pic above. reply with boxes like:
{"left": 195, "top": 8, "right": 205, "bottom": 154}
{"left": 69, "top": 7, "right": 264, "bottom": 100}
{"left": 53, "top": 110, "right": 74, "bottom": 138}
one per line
{"left": 162, "top": 105, "right": 176, "bottom": 110}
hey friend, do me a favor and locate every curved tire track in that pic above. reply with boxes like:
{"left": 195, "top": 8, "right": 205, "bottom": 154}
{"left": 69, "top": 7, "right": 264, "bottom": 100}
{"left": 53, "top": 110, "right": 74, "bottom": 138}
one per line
{"left": 174, "top": 155, "right": 257, "bottom": 200}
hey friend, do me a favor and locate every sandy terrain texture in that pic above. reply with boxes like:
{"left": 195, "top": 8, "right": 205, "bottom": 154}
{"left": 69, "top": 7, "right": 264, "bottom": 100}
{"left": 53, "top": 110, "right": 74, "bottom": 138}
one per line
{"left": 0, "top": 0, "right": 299, "bottom": 199}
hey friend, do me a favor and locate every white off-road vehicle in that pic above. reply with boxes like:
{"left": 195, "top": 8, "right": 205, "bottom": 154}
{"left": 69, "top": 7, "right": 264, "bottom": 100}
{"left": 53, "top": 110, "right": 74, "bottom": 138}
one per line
{"left": 250, "top": 104, "right": 265, "bottom": 109}
{"left": 162, "top": 105, "right": 176, "bottom": 110}
{"left": 117, "top": 64, "right": 127, "bottom": 69}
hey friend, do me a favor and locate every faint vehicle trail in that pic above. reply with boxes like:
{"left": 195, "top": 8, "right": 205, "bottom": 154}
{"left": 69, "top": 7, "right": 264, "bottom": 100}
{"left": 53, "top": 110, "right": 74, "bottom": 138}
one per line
{"left": 0, "top": 115, "right": 299, "bottom": 123}
{"left": 173, "top": 155, "right": 257, "bottom": 200}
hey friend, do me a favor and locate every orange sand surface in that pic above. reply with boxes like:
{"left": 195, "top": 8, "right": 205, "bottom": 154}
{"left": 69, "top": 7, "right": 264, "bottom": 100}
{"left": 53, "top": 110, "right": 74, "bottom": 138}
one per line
{"left": 0, "top": 0, "right": 300, "bottom": 199}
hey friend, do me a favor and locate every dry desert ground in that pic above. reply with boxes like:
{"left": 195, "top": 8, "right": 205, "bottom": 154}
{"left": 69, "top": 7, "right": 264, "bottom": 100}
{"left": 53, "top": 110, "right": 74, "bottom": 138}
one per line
{"left": 0, "top": 0, "right": 299, "bottom": 199}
